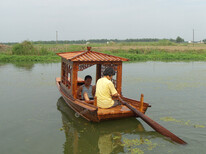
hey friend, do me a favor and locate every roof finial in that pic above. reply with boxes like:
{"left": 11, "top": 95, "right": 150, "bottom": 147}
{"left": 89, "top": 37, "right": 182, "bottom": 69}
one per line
{"left": 87, "top": 46, "right": 91, "bottom": 51}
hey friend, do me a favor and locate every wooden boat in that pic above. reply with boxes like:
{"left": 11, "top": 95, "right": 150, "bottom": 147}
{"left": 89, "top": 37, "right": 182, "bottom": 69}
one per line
{"left": 56, "top": 47, "right": 151, "bottom": 122}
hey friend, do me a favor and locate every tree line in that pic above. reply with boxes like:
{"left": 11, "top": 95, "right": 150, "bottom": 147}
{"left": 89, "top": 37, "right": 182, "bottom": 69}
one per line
{"left": 33, "top": 38, "right": 179, "bottom": 44}
{"left": 3, "top": 38, "right": 179, "bottom": 45}
{"left": 8, "top": 36, "right": 206, "bottom": 45}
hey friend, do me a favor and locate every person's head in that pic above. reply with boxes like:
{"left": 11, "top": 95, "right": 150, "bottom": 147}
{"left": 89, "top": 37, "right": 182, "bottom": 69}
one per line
{"left": 103, "top": 67, "right": 115, "bottom": 80}
{"left": 84, "top": 75, "right": 92, "bottom": 86}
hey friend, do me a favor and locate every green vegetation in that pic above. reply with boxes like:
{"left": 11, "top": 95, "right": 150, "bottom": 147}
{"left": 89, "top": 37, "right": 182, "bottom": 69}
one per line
{"left": 160, "top": 117, "right": 205, "bottom": 128}
{"left": 108, "top": 50, "right": 206, "bottom": 61}
{"left": 0, "top": 54, "right": 60, "bottom": 62}
{"left": 1, "top": 40, "right": 206, "bottom": 62}
{"left": 121, "top": 138, "right": 157, "bottom": 153}
{"left": 12, "top": 41, "right": 51, "bottom": 55}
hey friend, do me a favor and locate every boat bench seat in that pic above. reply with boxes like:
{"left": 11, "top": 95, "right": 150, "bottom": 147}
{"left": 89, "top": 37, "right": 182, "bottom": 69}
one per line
{"left": 98, "top": 105, "right": 132, "bottom": 115}
{"left": 84, "top": 100, "right": 94, "bottom": 104}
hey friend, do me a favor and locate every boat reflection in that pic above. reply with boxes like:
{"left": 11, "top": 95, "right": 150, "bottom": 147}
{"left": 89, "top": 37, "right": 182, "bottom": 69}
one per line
{"left": 57, "top": 97, "right": 158, "bottom": 154}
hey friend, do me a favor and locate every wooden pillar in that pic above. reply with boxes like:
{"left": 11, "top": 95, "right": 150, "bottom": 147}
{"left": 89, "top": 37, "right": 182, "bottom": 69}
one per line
{"left": 116, "top": 63, "right": 122, "bottom": 95}
{"left": 140, "top": 94, "right": 144, "bottom": 112}
{"left": 96, "top": 64, "right": 101, "bottom": 83}
{"left": 72, "top": 62, "right": 78, "bottom": 99}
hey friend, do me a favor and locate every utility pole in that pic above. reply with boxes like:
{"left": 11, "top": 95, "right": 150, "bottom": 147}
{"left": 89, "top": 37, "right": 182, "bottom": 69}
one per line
{"left": 193, "top": 29, "right": 194, "bottom": 46}
{"left": 56, "top": 31, "right": 58, "bottom": 44}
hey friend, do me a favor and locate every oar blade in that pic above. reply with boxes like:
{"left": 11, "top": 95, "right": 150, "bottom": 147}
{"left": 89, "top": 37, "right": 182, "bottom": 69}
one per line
{"left": 118, "top": 97, "right": 187, "bottom": 145}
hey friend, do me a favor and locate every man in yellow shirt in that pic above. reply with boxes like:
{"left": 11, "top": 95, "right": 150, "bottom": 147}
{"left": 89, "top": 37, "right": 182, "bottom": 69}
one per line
{"left": 95, "top": 67, "right": 120, "bottom": 108}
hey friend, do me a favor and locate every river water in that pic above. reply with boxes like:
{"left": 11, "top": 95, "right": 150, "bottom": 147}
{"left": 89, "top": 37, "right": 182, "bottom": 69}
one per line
{"left": 0, "top": 62, "right": 205, "bottom": 154}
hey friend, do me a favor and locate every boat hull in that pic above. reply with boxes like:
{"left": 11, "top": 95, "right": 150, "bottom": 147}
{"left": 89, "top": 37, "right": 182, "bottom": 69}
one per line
{"left": 56, "top": 78, "right": 150, "bottom": 122}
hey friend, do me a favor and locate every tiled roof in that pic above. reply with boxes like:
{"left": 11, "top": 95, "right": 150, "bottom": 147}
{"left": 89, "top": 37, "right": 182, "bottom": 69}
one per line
{"left": 57, "top": 51, "right": 84, "bottom": 60}
{"left": 56, "top": 50, "right": 129, "bottom": 62}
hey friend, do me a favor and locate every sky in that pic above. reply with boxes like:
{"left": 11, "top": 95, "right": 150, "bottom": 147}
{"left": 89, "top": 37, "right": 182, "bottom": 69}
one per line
{"left": 1, "top": 0, "right": 206, "bottom": 42}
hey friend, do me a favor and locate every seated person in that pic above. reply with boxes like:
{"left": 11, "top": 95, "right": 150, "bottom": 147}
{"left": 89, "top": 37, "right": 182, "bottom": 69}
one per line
{"left": 77, "top": 75, "right": 95, "bottom": 101}
{"left": 95, "top": 67, "right": 120, "bottom": 108}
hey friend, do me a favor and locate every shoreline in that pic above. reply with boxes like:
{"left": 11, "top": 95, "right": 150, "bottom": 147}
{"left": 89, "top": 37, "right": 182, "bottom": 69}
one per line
{"left": 1, "top": 43, "right": 206, "bottom": 62}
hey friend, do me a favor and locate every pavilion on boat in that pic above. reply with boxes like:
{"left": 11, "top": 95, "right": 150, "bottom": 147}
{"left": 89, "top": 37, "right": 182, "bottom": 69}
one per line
{"left": 56, "top": 47, "right": 129, "bottom": 99}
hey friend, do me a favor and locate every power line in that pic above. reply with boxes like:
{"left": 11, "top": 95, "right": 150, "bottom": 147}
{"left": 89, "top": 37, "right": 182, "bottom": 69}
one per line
{"left": 56, "top": 31, "right": 58, "bottom": 44}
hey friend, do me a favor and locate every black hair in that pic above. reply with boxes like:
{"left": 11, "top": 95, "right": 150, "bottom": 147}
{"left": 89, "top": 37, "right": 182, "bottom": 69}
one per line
{"left": 84, "top": 75, "right": 92, "bottom": 81}
{"left": 103, "top": 67, "right": 115, "bottom": 76}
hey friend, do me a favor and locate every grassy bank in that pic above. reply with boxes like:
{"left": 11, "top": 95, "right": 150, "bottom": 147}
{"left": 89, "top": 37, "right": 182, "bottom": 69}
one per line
{"left": 0, "top": 54, "right": 60, "bottom": 62}
{"left": 102, "top": 49, "right": 206, "bottom": 61}
{"left": 1, "top": 41, "right": 206, "bottom": 62}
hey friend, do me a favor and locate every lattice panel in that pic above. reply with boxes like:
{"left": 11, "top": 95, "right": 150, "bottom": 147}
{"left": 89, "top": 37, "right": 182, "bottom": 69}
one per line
{"left": 62, "top": 62, "right": 66, "bottom": 84}
{"left": 68, "top": 65, "right": 72, "bottom": 74}
{"left": 62, "top": 62, "right": 72, "bottom": 88}
{"left": 78, "top": 64, "right": 94, "bottom": 71}
{"left": 66, "top": 64, "right": 72, "bottom": 88}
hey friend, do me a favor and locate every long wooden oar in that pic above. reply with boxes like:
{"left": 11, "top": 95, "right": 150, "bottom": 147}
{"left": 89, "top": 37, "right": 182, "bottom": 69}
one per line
{"left": 118, "top": 97, "right": 187, "bottom": 145}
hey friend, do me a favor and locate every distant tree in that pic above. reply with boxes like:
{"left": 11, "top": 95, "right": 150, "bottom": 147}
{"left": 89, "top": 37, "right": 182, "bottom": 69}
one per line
{"left": 176, "top": 36, "right": 184, "bottom": 43}
{"left": 203, "top": 39, "right": 206, "bottom": 44}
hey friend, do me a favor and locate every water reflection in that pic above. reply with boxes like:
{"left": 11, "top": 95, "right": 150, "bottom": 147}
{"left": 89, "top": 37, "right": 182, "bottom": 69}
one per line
{"left": 57, "top": 97, "right": 161, "bottom": 154}
{"left": 13, "top": 62, "right": 35, "bottom": 70}
{"left": 0, "top": 62, "right": 35, "bottom": 70}
{"left": 0, "top": 62, "right": 7, "bottom": 67}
